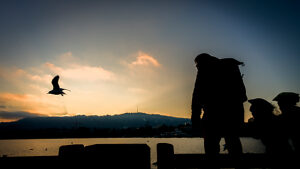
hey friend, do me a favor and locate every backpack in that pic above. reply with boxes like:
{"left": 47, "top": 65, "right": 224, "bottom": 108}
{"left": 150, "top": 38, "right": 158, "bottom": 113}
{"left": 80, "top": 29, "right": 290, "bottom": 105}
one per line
{"left": 219, "top": 58, "right": 247, "bottom": 103}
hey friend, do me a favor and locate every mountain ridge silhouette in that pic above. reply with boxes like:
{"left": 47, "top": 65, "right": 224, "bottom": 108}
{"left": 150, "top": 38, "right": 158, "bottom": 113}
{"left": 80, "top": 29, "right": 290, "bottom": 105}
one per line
{"left": 0, "top": 112, "right": 190, "bottom": 130}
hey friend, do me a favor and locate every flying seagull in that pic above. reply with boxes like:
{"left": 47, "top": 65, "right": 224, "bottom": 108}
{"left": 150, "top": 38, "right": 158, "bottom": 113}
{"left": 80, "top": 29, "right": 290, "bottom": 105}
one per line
{"left": 47, "top": 75, "right": 70, "bottom": 96}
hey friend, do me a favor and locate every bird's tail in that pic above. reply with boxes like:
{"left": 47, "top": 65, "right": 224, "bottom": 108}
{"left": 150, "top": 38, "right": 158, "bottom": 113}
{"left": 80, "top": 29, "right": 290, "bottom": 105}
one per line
{"left": 62, "top": 88, "right": 71, "bottom": 92}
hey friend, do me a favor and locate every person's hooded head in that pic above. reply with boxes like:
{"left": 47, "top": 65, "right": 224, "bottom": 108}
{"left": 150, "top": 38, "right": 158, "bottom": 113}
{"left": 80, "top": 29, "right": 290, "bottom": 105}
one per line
{"left": 194, "top": 53, "right": 219, "bottom": 70}
{"left": 273, "top": 92, "right": 299, "bottom": 108}
{"left": 249, "top": 98, "right": 275, "bottom": 121}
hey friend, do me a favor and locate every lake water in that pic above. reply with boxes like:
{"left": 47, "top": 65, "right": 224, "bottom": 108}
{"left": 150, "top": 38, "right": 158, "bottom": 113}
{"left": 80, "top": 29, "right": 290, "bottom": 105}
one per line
{"left": 0, "top": 137, "right": 265, "bottom": 168}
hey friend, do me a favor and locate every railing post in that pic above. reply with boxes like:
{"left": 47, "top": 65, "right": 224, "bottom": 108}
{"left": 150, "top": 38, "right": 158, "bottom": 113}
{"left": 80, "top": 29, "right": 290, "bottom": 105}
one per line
{"left": 157, "top": 143, "right": 175, "bottom": 169}
{"left": 58, "top": 144, "right": 84, "bottom": 158}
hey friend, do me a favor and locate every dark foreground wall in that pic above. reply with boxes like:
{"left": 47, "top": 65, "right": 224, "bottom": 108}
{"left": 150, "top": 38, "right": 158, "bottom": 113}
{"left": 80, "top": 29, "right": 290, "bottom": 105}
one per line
{"left": 157, "top": 143, "right": 298, "bottom": 169}
{"left": 0, "top": 144, "right": 151, "bottom": 169}
{"left": 2, "top": 143, "right": 299, "bottom": 169}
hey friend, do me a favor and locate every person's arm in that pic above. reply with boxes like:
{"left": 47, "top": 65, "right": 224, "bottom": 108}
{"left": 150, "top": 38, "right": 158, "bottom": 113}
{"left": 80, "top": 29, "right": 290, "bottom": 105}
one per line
{"left": 191, "top": 73, "right": 203, "bottom": 130}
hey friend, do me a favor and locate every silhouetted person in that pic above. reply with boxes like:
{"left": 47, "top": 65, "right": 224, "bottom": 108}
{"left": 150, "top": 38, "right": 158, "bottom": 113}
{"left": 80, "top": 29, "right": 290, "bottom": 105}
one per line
{"left": 273, "top": 92, "right": 300, "bottom": 153}
{"left": 248, "top": 98, "right": 293, "bottom": 155}
{"left": 191, "top": 53, "right": 247, "bottom": 161}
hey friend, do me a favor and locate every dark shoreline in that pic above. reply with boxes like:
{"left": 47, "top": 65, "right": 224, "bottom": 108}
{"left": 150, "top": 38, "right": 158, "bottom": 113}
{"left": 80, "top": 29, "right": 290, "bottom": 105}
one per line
{"left": 0, "top": 122, "right": 254, "bottom": 140}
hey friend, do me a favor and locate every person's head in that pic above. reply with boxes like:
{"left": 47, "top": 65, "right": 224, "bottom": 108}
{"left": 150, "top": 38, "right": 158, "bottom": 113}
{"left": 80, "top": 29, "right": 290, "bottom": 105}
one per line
{"left": 273, "top": 92, "right": 299, "bottom": 109}
{"left": 194, "top": 53, "right": 219, "bottom": 69}
{"left": 249, "top": 98, "right": 275, "bottom": 120}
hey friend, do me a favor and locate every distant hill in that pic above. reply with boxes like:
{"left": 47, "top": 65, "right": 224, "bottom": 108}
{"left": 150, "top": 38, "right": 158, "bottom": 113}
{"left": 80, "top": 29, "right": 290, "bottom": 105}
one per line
{"left": 0, "top": 113, "right": 190, "bottom": 130}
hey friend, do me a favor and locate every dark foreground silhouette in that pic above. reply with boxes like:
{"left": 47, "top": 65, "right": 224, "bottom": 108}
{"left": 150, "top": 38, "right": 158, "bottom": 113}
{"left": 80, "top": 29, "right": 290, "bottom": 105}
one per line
{"left": 246, "top": 93, "right": 300, "bottom": 158}
{"left": 191, "top": 53, "right": 299, "bottom": 169}
{"left": 1, "top": 143, "right": 297, "bottom": 169}
{"left": 248, "top": 98, "right": 293, "bottom": 155}
{"left": 0, "top": 144, "right": 150, "bottom": 169}
{"left": 273, "top": 92, "right": 300, "bottom": 154}
{"left": 191, "top": 53, "right": 247, "bottom": 159}
{"left": 157, "top": 143, "right": 298, "bottom": 169}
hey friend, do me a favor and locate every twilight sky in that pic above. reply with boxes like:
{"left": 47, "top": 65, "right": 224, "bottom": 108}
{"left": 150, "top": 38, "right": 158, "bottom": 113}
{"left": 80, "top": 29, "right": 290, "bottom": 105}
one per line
{"left": 0, "top": 0, "right": 299, "bottom": 122}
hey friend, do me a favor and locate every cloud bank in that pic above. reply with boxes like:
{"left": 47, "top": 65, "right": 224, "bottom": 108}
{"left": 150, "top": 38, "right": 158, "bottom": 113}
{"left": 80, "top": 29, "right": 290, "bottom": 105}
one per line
{"left": 0, "top": 111, "right": 45, "bottom": 121}
{"left": 45, "top": 62, "right": 115, "bottom": 82}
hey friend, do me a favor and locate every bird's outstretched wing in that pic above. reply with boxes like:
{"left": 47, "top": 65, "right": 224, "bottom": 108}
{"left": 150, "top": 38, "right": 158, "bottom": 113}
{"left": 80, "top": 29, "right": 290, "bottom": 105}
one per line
{"left": 51, "top": 75, "right": 60, "bottom": 90}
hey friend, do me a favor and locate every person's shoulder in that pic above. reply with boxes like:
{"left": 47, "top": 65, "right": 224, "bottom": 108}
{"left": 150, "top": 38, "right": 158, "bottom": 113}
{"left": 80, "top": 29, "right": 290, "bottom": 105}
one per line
{"left": 291, "top": 106, "right": 300, "bottom": 115}
{"left": 293, "top": 105, "right": 300, "bottom": 111}
{"left": 272, "top": 114, "right": 287, "bottom": 125}
{"left": 271, "top": 114, "right": 280, "bottom": 120}
{"left": 286, "top": 106, "right": 300, "bottom": 113}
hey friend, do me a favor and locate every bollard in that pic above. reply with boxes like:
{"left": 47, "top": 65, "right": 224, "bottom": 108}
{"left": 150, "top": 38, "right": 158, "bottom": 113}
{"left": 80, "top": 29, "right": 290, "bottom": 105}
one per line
{"left": 157, "top": 143, "right": 175, "bottom": 169}
{"left": 58, "top": 144, "right": 84, "bottom": 158}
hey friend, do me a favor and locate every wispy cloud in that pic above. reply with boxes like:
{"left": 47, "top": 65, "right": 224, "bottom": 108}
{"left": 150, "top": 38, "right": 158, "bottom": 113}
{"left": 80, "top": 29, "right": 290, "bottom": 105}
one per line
{"left": 0, "top": 66, "right": 52, "bottom": 85}
{"left": 59, "top": 51, "right": 75, "bottom": 62}
{"left": 45, "top": 62, "right": 115, "bottom": 82}
{"left": 128, "top": 87, "right": 149, "bottom": 95}
{"left": 0, "top": 92, "right": 67, "bottom": 117}
{"left": 129, "top": 51, "right": 161, "bottom": 67}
